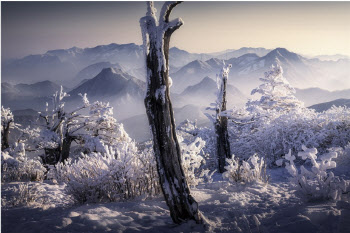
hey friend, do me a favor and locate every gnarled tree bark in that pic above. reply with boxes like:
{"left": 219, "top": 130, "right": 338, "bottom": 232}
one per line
{"left": 140, "top": 1, "right": 202, "bottom": 224}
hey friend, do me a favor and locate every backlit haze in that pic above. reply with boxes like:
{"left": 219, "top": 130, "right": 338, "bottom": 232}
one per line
{"left": 2, "top": 1, "right": 350, "bottom": 59}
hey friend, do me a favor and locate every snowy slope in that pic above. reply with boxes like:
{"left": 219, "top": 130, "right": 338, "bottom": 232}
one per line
{"left": 2, "top": 168, "right": 350, "bottom": 233}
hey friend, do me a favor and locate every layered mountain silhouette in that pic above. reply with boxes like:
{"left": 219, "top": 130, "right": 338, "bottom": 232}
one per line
{"left": 2, "top": 43, "right": 350, "bottom": 139}
{"left": 3, "top": 43, "right": 349, "bottom": 93}
{"left": 1, "top": 81, "right": 65, "bottom": 110}
{"left": 176, "top": 76, "right": 246, "bottom": 108}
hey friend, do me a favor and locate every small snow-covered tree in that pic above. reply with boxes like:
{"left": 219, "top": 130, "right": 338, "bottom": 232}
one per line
{"left": 84, "top": 101, "right": 117, "bottom": 145}
{"left": 247, "top": 64, "right": 303, "bottom": 112}
{"left": 140, "top": 1, "right": 202, "bottom": 224}
{"left": 38, "top": 86, "right": 90, "bottom": 165}
{"left": 80, "top": 101, "right": 123, "bottom": 154}
{"left": 206, "top": 62, "right": 232, "bottom": 173}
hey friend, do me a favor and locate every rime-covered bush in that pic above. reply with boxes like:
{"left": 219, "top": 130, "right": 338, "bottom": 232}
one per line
{"left": 53, "top": 122, "right": 210, "bottom": 204}
{"left": 48, "top": 142, "right": 160, "bottom": 203}
{"left": 218, "top": 65, "right": 350, "bottom": 164}
{"left": 223, "top": 154, "right": 268, "bottom": 184}
{"left": 178, "top": 135, "right": 208, "bottom": 187}
{"left": 278, "top": 146, "right": 349, "bottom": 201}
{"left": 333, "top": 143, "right": 350, "bottom": 167}
{"left": 1, "top": 144, "right": 46, "bottom": 182}
{"left": 230, "top": 106, "right": 350, "bottom": 164}
{"left": 177, "top": 120, "right": 217, "bottom": 170}
{"left": 2, "top": 183, "right": 45, "bottom": 208}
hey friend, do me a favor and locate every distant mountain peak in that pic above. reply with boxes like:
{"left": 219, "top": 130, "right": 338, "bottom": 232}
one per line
{"left": 170, "top": 47, "right": 186, "bottom": 52}
{"left": 189, "top": 59, "right": 207, "bottom": 66}
{"left": 201, "top": 76, "right": 214, "bottom": 83}
{"left": 264, "top": 48, "right": 303, "bottom": 65}
{"left": 95, "top": 67, "right": 127, "bottom": 81}
{"left": 69, "top": 68, "right": 145, "bottom": 98}
{"left": 267, "top": 48, "right": 298, "bottom": 58}
{"left": 101, "top": 67, "right": 117, "bottom": 74}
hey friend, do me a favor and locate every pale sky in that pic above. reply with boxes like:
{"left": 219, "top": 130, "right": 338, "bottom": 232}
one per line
{"left": 2, "top": 1, "right": 350, "bottom": 59}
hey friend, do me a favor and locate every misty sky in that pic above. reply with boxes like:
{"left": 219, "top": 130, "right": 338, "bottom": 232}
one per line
{"left": 2, "top": 1, "right": 350, "bottom": 59}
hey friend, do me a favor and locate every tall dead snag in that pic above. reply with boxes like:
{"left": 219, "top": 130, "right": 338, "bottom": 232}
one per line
{"left": 140, "top": 1, "right": 202, "bottom": 224}
{"left": 206, "top": 62, "right": 232, "bottom": 173}
{"left": 216, "top": 63, "right": 232, "bottom": 173}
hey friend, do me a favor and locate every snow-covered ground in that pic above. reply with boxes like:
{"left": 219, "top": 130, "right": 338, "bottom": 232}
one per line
{"left": 2, "top": 167, "right": 350, "bottom": 233}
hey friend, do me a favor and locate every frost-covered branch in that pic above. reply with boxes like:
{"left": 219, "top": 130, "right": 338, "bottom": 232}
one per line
{"left": 277, "top": 146, "right": 349, "bottom": 201}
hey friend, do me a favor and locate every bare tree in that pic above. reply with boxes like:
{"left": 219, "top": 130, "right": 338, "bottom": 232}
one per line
{"left": 38, "top": 87, "right": 89, "bottom": 165}
{"left": 140, "top": 1, "right": 202, "bottom": 224}
{"left": 206, "top": 62, "right": 232, "bottom": 173}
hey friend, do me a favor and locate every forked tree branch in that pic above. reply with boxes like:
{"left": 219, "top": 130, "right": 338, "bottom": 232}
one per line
{"left": 160, "top": 1, "right": 183, "bottom": 23}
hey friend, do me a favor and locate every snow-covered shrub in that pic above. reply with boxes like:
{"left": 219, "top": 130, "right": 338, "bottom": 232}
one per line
{"left": 134, "top": 142, "right": 160, "bottom": 196}
{"left": 317, "top": 106, "right": 350, "bottom": 152}
{"left": 333, "top": 143, "right": 350, "bottom": 167}
{"left": 230, "top": 106, "right": 350, "bottom": 164}
{"left": 1, "top": 144, "right": 46, "bottom": 182}
{"left": 176, "top": 119, "right": 200, "bottom": 136}
{"left": 2, "top": 183, "right": 46, "bottom": 208}
{"left": 226, "top": 65, "right": 350, "bottom": 165}
{"left": 223, "top": 154, "right": 268, "bottom": 184}
{"left": 49, "top": 142, "right": 160, "bottom": 203}
{"left": 177, "top": 121, "right": 217, "bottom": 170}
{"left": 178, "top": 135, "right": 207, "bottom": 187}
{"left": 279, "top": 146, "right": 349, "bottom": 201}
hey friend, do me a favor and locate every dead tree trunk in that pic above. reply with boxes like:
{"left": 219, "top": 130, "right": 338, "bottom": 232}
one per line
{"left": 216, "top": 63, "right": 232, "bottom": 173}
{"left": 1, "top": 122, "right": 11, "bottom": 151}
{"left": 61, "top": 134, "right": 74, "bottom": 162}
{"left": 140, "top": 1, "right": 202, "bottom": 224}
